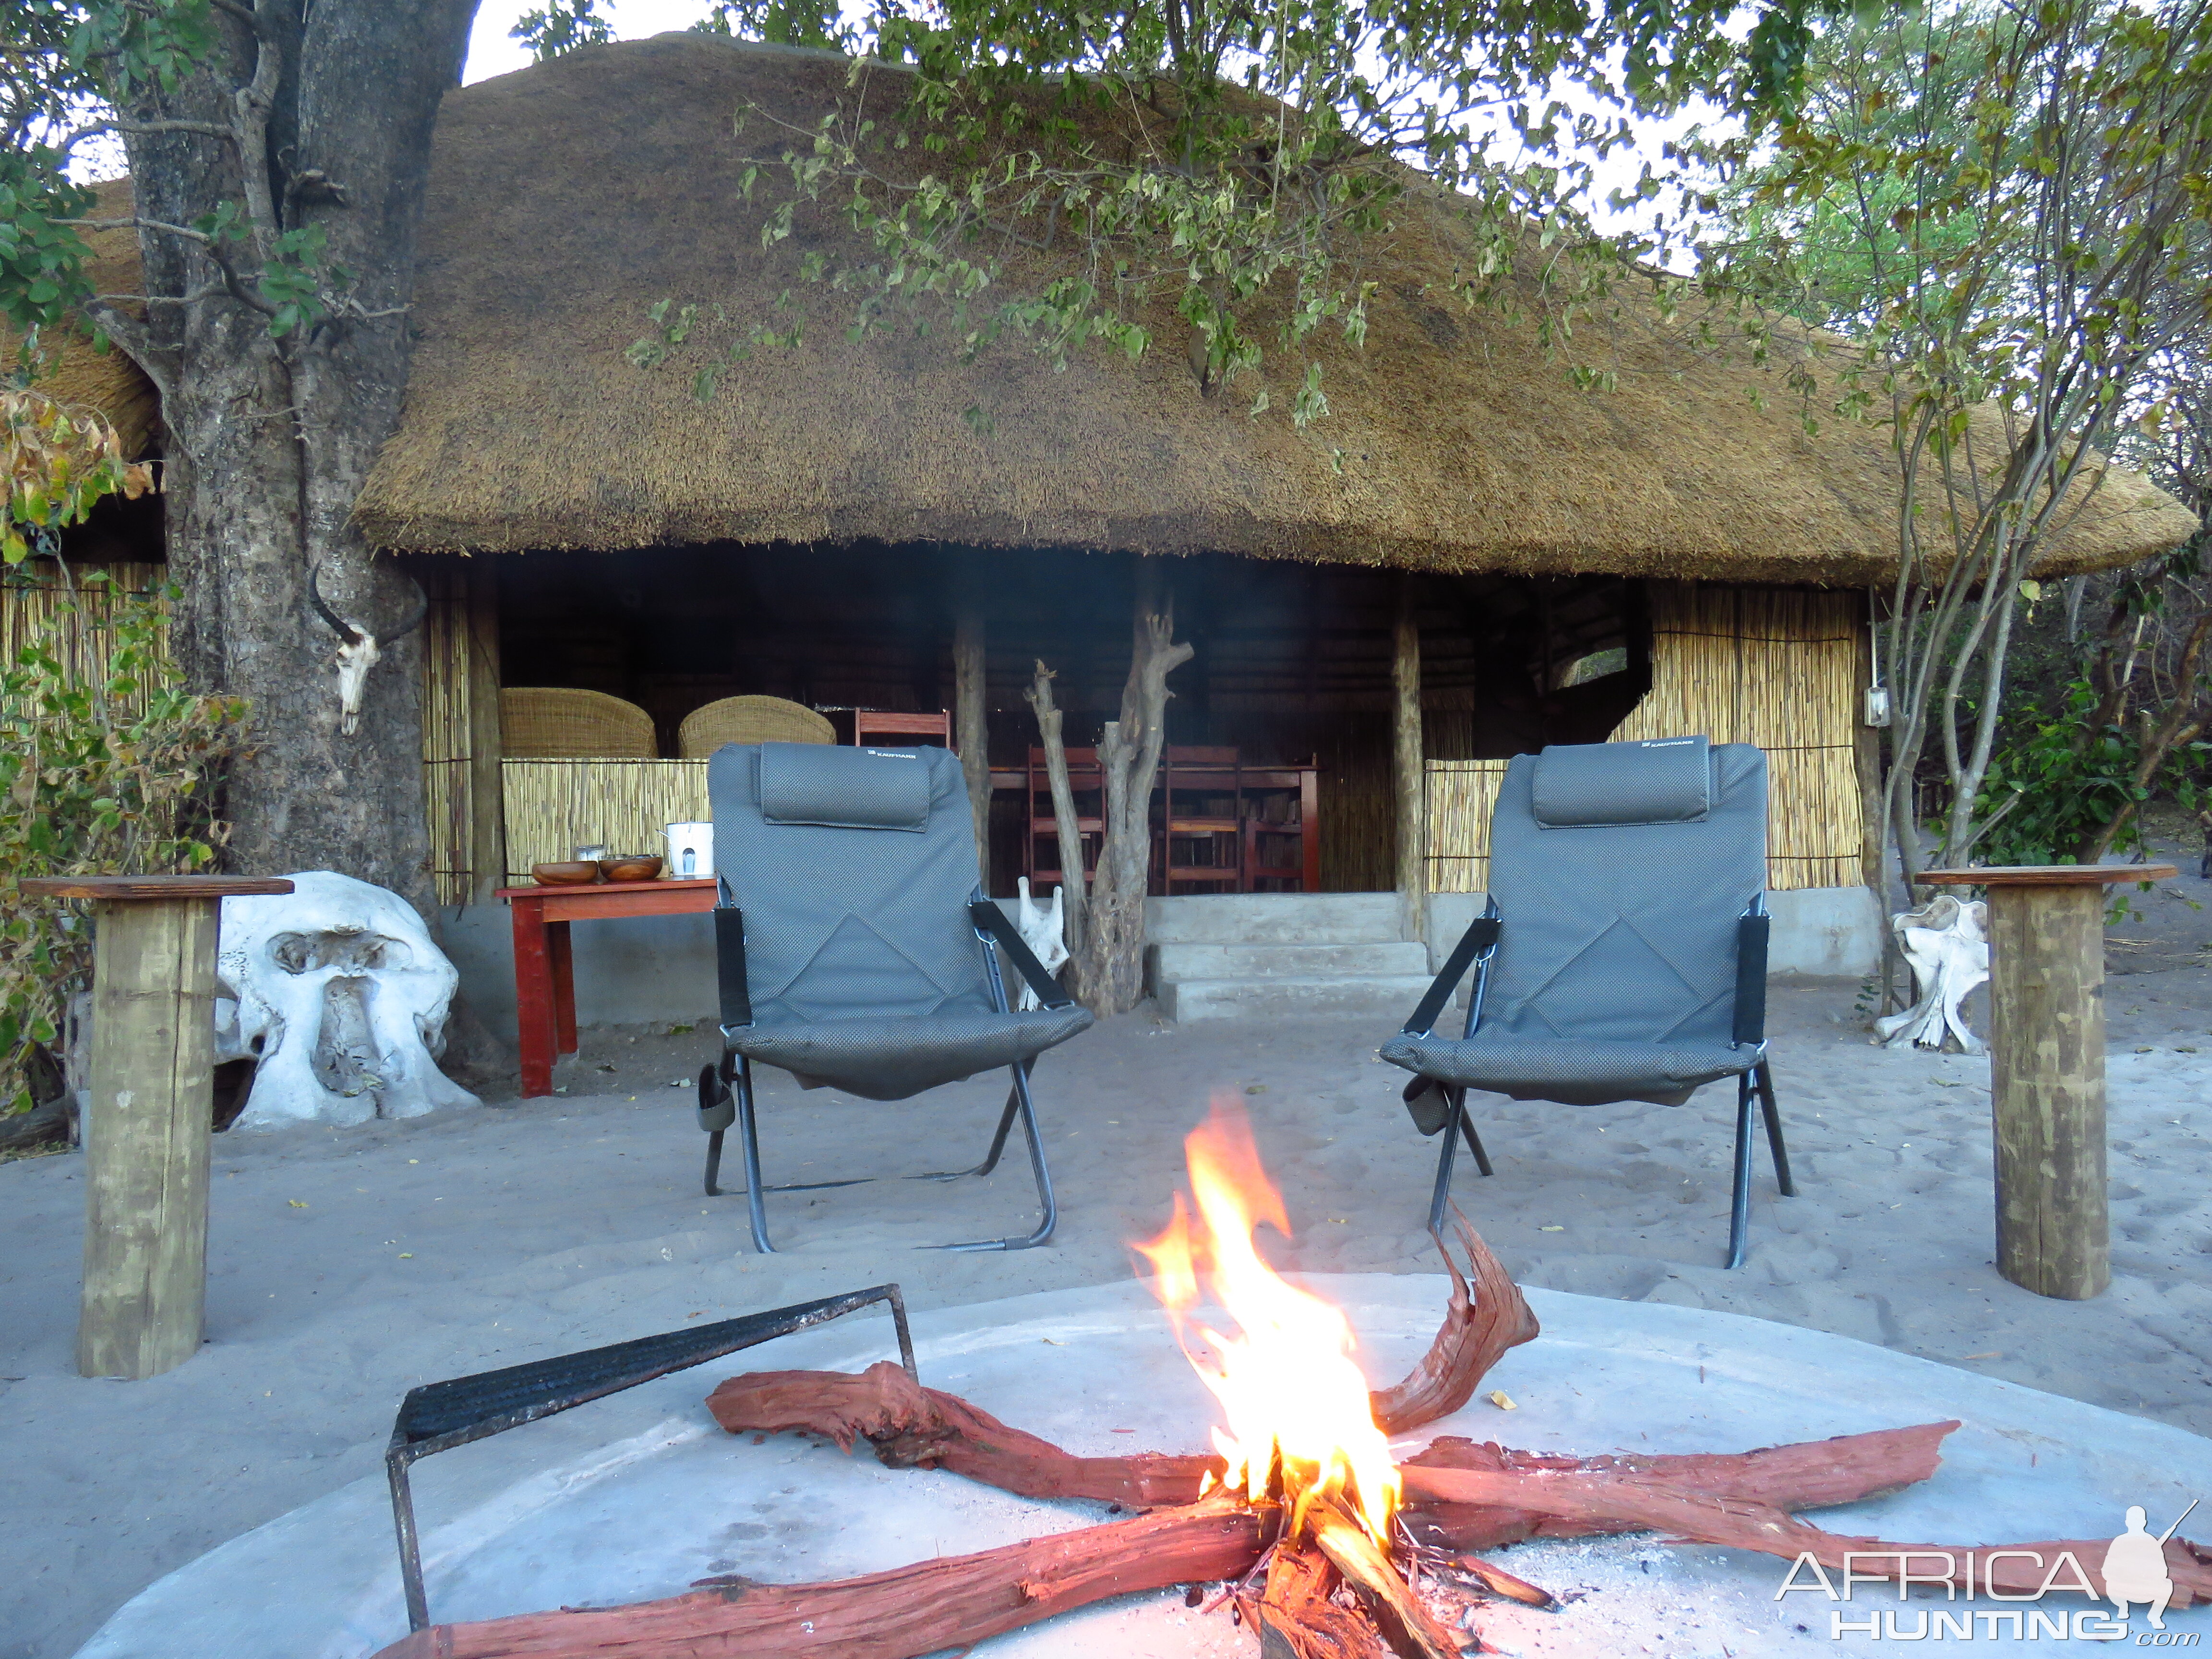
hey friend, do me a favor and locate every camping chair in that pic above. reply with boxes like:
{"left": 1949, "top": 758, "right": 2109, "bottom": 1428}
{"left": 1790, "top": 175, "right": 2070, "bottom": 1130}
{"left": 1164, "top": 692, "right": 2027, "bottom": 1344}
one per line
{"left": 1379, "top": 736, "right": 1794, "bottom": 1268}
{"left": 693, "top": 742, "right": 1094, "bottom": 1252}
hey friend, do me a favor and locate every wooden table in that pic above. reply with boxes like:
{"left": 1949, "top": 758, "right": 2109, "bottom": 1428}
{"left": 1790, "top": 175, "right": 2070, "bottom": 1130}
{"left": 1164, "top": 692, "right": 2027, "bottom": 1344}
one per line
{"left": 21, "top": 873, "right": 295, "bottom": 1379}
{"left": 1922, "top": 863, "right": 2179, "bottom": 1300}
{"left": 499, "top": 878, "right": 719, "bottom": 1097}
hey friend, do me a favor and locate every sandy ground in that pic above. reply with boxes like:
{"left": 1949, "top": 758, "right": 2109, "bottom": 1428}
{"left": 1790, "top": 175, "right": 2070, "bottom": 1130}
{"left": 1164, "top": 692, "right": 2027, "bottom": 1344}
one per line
{"left": 4, "top": 852, "right": 2210, "bottom": 1658}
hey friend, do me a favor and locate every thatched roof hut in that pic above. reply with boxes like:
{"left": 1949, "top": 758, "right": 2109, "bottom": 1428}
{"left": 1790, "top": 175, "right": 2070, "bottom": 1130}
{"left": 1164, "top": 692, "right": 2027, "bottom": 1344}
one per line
{"left": 361, "top": 35, "right": 2192, "bottom": 579}
{"left": 23, "top": 34, "right": 2193, "bottom": 579}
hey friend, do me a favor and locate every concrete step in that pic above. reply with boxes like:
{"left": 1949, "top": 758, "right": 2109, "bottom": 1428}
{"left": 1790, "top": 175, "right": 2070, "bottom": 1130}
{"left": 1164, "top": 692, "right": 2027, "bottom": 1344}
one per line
{"left": 1156, "top": 973, "right": 1433, "bottom": 1022}
{"left": 1144, "top": 891, "right": 1404, "bottom": 945}
{"left": 1147, "top": 940, "right": 1431, "bottom": 986}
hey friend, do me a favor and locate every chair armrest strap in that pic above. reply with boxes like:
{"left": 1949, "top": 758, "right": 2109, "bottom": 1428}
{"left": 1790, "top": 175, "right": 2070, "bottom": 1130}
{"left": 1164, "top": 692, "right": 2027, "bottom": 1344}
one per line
{"left": 714, "top": 904, "right": 753, "bottom": 1032}
{"left": 1733, "top": 909, "right": 1770, "bottom": 1046}
{"left": 968, "top": 900, "right": 1077, "bottom": 1010}
{"left": 1403, "top": 915, "right": 1500, "bottom": 1036}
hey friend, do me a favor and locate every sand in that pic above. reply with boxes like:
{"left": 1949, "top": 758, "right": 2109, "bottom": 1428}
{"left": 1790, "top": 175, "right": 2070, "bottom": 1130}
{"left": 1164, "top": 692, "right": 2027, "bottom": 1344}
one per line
{"left": 4, "top": 859, "right": 2211, "bottom": 1657}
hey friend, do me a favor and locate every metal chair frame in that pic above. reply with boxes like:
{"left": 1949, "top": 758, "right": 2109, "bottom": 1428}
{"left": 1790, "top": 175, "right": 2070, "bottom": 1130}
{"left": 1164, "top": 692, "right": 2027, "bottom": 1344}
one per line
{"left": 697, "top": 886, "right": 1067, "bottom": 1254}
{"left": 1402, "top": 896, "right": 1795, "bottom": 1267}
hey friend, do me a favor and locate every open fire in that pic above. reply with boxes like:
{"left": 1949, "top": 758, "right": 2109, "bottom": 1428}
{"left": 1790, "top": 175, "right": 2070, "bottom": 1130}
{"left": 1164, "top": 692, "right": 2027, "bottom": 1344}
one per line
{"left": 1136, "top": 1102, "right": 1401, "bottom": 1540}
{"left": 378, "top": 1101, "right": 2212, "bottom": 1659}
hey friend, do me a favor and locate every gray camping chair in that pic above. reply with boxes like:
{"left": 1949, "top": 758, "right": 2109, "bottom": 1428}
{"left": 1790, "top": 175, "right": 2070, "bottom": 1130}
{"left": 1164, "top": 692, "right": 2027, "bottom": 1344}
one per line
{"left": 1380, "top": 736, "right": 1794, "bottom": 1268}
{"left": 693, "top": 743, "right": 1094, "bottom": 1252}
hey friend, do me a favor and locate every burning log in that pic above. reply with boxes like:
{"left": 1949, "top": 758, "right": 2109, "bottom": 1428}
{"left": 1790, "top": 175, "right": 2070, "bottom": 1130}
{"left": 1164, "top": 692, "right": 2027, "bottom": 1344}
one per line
{"left": 1303, "top": 1492, "right": 1461, "bottom": 1659}
{"left": 704, "top": 1358, "right": 1222, "bottom": 1507}
{"left": 369, "top": 1492, "right": 1268, "bottom": 1659}
{"left": 1255, "top": 1540, "right": 1377, "bottom": 1659}
{"left": 1369, "top": 1213, "right": 1539, "bottom": 1435}
{"left": 1398, "top": 1420, "right": 1959, "bottom": 1551}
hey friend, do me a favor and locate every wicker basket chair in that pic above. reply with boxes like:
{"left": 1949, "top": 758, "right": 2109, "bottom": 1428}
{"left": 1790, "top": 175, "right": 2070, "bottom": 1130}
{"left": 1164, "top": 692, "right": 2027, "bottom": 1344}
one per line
{"left": 501, "top": 687, "right": 659, "bottom": 758}
{"left": 678, "top": 696, "right": 834, "bottom": 758}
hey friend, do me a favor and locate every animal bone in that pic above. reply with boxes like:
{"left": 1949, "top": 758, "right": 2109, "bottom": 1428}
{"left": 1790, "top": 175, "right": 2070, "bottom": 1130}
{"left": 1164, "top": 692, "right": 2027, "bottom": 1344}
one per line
{"left": 214, "top": 871, "right": 479, "bottom": 1129}
{"left": 1012, "top": 877, "right": 1068, "bottom": 1010}
{"left": 1874, "top": 893, "right": 1989, "bottom": 1054}
{"left": 308, "top": 561, "right": 427, "bottom": 735}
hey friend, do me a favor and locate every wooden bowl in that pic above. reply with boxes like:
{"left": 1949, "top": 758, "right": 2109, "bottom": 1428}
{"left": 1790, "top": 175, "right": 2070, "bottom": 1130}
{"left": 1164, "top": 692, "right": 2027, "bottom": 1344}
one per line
{"left": 598, "top": 854, "right": 664, "bottom": 883}
{"left": 531, "top": 860, "right": 602, "bottom": 885}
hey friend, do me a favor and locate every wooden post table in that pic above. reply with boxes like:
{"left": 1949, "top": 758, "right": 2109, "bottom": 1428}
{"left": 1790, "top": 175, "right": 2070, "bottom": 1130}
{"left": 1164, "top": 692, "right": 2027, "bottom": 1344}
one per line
{"left": 499, "top": 878, "right": 719, "bottom": 1098}
{"left": 20, "top": 874, "right": 295, "bottom": 1379}
{"left": 1920, "top": 863, "right": 2178, "bottom": 1301}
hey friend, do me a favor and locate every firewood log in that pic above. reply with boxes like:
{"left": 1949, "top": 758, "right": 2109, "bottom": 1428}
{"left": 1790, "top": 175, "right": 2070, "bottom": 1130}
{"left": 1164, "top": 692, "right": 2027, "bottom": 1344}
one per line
{"left": 1398, "top": 1420, "right": 1957, "bottom": 1551}
{"left": 1255, "top": 1541, "right": 1377, "bottom": 1659}
{"left": 369, "top": 1493, "right": 1266, "bottom": 1659}
{"left": 1369, "top": 1212, "right": 1539, "bottom": 1434}
{"left": 1303, "top": 1493, "right": 1461, "bottom": 1659}
{"left": 704, "top": 1359, "right": 1222, "bottom": 1507}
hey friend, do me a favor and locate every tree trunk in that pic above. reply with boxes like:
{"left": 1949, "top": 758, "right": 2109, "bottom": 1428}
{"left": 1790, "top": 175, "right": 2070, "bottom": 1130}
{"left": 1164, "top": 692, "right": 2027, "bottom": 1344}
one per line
{"left": 1071, "top": 566, "right": 1191, "bottom": 1015}
{"left": 1393, "top": 581, "right": 1425, "bottom": 945}
{"left": 1023, "top": 661, "right": 1086, "bottom": 956}
{"left": 112, "top": 2, "right": 479, "bottom": 911}
{"left": 953, "top": 606, "right": 991, "bottom": 889}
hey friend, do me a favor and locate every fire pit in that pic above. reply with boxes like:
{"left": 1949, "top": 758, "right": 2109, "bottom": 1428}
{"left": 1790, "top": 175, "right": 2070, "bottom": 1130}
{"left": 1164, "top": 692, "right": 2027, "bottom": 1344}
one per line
{"left": 75, "top": 1108, "right": 2212, "bottom": 1659}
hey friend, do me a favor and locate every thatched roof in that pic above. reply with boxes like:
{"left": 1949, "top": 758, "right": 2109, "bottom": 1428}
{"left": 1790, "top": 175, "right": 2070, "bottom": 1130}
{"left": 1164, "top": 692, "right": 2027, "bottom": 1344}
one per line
{"left": 4, "top": 181, "right": 161, "bottom": 461}
{"left": 65, "top": 35, "right": 2204, "bottom": 581}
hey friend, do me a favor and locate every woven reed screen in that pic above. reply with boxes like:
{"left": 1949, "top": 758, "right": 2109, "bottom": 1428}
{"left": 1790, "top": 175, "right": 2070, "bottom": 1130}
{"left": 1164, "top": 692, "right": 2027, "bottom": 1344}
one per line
{"left": 418, "top": 565, "right": 478, "bottom": 905}
{"left": 1427, "top": 583, "right": 1864, "bottom": 894}
{"left": 501, "top": 760, "right": 710, "bottom": 882}
{"left": 0, "top": 562, "right": 166, "bottom": 709}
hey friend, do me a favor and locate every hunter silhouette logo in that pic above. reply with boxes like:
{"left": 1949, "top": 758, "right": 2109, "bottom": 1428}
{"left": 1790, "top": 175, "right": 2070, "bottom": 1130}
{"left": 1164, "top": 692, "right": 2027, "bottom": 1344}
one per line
{"left": 1776, "top": 1499, "right": 2204, "bottom": 1643}
{"left": 2106, "top": 1502, "right": 2200, "bottom": 1632}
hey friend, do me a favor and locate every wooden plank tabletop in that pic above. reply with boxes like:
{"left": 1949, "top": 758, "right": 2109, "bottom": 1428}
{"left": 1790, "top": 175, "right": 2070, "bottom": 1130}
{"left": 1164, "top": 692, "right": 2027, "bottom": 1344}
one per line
{"left": 1920, "top": 865, "right": 2179, "bottom": 887}
{"left": 494, "top": 878, "right": 718, "bottom": 900}
{"left": 19, "top": 875, "right": 296, "bottom": 901}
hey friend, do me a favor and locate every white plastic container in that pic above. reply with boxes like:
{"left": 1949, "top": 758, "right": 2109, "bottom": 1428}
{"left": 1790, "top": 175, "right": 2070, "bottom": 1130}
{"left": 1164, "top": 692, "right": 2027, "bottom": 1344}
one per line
{"left": 664, "top": 821, "right": 715, "bottom": 879}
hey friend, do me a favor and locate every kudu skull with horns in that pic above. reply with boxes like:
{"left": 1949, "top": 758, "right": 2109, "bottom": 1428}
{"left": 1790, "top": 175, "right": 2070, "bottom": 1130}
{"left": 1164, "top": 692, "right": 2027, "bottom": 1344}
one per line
{"left": 308, "top": 562, "right": 429, "bottom": 735}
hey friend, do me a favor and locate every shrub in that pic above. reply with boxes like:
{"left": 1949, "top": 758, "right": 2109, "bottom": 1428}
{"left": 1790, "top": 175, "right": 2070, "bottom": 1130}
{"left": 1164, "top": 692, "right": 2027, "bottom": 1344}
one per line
{"left": 0, "top": 568, "right": 248, "bottom": 1114}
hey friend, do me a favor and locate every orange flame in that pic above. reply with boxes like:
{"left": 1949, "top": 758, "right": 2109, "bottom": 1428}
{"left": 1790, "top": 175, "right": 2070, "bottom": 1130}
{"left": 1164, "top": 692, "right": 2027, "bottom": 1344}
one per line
{"left": 1134, "top": 1097, "right": 1400, "bottom": 1540}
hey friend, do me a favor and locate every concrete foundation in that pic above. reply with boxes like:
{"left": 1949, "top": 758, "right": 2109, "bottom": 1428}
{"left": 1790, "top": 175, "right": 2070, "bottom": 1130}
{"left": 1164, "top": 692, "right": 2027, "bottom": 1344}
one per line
{"left": 73, "top": 1276, "right": 2212, "bottom": 1659}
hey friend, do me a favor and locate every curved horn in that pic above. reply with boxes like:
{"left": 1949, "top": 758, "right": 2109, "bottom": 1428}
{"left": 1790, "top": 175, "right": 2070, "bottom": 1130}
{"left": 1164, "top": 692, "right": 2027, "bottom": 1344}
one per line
{"left": 307, "top": 561, "right": 365, "bottom": 644}
{"left": 379, "top": 569, "right": 430, "bottom": 642}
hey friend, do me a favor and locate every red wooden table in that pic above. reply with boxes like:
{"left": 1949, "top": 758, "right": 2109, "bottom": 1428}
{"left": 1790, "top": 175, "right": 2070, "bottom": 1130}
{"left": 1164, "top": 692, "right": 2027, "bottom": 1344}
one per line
{"left": 499, "top": 878, "right": 719, "bottom": 1097}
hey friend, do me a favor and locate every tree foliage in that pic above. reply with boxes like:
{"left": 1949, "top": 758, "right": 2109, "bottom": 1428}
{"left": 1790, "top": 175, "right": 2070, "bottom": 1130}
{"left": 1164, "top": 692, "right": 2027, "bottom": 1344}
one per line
{"left": 1706, "top": 0, "right": 2212, "bottom": 885}
{"left": 597, "top": 0, "right": 1846, "bottom": 424}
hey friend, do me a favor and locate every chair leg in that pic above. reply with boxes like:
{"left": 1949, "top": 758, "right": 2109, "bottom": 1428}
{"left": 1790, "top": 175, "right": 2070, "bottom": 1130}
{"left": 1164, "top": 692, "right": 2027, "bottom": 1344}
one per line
{"left": 1756, "top": 1059, "right": 1795, "bottom": 1196}
{"left": 1457, "top": 1090, "right": 1493, "bottom": 1178}
{"left": 734, "top": 1056, "right": 776, "bottom": 1255}
{"left": 1726, "top": 1070, "right": 1756, "bottom": 1269}
{"left": 933, "top": 1060, "right": 1058, "bottom": 1252}
{"left": 1427, "top": 1089, "right": 1465, "bottom": 1234}
{"left": 704, "top": 1129, "right": 725, "bottom": 1198}
{"left": 912, "top": 1069, "right": 1025, "bottom": 1182}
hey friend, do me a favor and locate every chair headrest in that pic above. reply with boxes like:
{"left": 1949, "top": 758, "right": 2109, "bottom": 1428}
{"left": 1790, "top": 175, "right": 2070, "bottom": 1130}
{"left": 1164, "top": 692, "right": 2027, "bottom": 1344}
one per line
{"left": 1531, "top": 736, "right": 1711, "bottom": 828}
{"left": 758, "top": 742, "right": 932, "bottom": 831}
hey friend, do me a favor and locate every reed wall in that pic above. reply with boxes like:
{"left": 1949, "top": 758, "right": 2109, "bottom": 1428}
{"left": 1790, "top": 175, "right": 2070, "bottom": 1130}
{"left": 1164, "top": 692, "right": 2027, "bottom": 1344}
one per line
{"left": 418, "top": 565, "right": 478, "bottom": 904}
{"left": 1427, "top": 583, "right": 1865, "bottom": 894}
{"left": 0, "top": 561, "right": 166, "bottom": 707}
{"left": 500, "top": 760, "right": 709, "bottom": 880}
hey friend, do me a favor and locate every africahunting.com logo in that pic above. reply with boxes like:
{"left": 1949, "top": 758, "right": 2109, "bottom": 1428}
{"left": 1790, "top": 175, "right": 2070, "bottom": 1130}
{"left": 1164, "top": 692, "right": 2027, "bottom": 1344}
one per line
{"left": 1776, "top": 1502, "right": 2202, "bottom": 1644}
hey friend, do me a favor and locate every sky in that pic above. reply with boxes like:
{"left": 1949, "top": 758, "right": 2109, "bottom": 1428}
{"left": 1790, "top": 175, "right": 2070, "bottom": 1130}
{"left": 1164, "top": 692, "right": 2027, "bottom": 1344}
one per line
{"left": 465, "top": 1, "right": 729, "bottom": 84}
